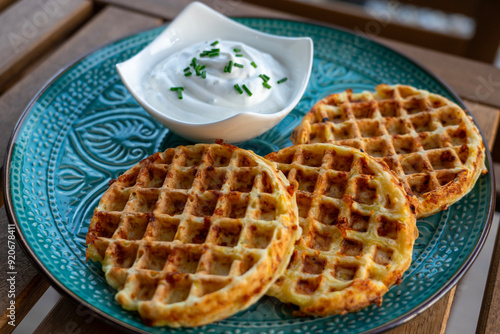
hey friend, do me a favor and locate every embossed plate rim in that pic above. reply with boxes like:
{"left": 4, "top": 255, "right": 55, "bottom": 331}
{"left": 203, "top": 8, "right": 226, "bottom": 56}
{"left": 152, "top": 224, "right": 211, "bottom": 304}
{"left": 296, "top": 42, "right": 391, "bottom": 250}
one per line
{"left": 2, "top": 19, "right": 495, "bottom": 334}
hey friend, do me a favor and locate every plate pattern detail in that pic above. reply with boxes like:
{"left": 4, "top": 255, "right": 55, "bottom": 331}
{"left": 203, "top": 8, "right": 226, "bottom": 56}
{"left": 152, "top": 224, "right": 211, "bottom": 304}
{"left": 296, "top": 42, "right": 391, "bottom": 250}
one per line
{"left": 9, "top": 20, "right": 491, "bottom": 334}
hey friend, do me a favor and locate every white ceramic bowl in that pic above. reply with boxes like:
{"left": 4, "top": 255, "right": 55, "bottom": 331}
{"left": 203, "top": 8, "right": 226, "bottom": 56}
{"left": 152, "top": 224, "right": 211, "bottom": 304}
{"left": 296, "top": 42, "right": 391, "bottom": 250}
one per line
{"left": 116, "top": 2, "right": 313, "bottom": 143}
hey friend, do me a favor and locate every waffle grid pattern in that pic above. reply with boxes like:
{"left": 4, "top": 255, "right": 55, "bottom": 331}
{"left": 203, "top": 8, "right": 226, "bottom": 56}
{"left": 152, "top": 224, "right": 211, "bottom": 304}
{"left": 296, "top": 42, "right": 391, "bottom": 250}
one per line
{"left": 291, "top": 84, "right": 485, "bottom": 217}
{"left": 86, "top": 144, "right": 298, "bottom": 327}
{"left": 266, "top": 144, "right": 417, "bottom": 316}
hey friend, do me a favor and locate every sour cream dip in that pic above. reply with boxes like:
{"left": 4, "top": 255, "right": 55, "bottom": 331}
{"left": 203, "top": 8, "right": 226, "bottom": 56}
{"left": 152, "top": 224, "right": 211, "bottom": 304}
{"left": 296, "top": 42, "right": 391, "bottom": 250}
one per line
{"left": 143, "top": 40, "right": 291, "bottom": 124}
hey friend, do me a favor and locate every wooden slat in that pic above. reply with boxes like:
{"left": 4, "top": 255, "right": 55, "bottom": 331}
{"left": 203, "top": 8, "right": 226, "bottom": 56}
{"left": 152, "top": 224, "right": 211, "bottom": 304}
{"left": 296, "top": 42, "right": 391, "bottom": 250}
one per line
{"left": 0, "top": 274, "right": 51, "bottom": 334}
{"left": 97, "top": 0, "right": 299, "bottom": 20}
{"left": 463, "top": 100, "right": 500, "bottom": 149}
{"left": 239, "top": 0, "right": 468, "bottom": 55}
{"left": 0, "top": 211, "right": 37, "bottom": 314}
{"left": 0, "top": 0, "right": 93, "bottom": 93}
{"left": 389, "top": 288, "right": 456, "bottom": 334}
{"left": 395, "top": 0, "right": 500, "bottom": 63}
{"left": 477, "top": 217, "right": 500, "bottom": 333}
{"left": 34, "top": 296, "right": 116, "bottom": 334}
{"left": 0, "top": 4, "right": 161, "bottom": 318}
{"left": 0, "top": 0, "right": 16, "bottom": 12}
{"left": 396, "top": 0, "right": 477, "bottom": 16}
{"left": 465, "top": 0, "right": 500, "bottom": 64}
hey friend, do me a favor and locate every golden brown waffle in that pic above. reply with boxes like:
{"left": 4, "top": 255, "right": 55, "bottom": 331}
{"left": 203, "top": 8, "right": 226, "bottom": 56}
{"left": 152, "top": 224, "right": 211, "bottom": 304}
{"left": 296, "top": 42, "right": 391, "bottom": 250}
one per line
{"left": 86, "top": 143, "right": 299, "bottom": 327}
{"left": 265, "top": 144, "right": 417, "bottom": 316}
{"left": 291, "top": 84, "right": 486, "bottom": 218}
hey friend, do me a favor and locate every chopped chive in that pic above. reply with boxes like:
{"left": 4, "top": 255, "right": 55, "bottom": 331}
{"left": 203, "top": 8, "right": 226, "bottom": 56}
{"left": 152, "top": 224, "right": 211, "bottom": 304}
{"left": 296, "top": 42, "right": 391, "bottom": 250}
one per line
{"left": 234, "top": 84, "right": 243, "bottom": 94}
{"left": 170, "top": 87, "right": 184, "bottom": 99}
{"left": 184, "top": 71, "right": 192, "bottom": 77}
{"left": 234, "top": 63, "right": 244, "bottom": 68}
{"left": 251, "top": 62, "right": 257, "bottom": 68}
{"left": 194, "top": 64, "right": 206, "bottom": 76}
{"left": 208, "top": 52, "right": 219, "bottom": 57}
{"left": 277, "top": 77, "right": 288, "bottom": 84}
{"left": 263, "top": 82, "right": 272, "bottom": 89}
{"left": 227, "top": 60, "right": 233, "bottom": 73}
{"left": 211, "top": 48, "right": 220, "bottom": 52}
{"left": 242, "top": 84, "right": 252, "bottom": 96}
{"left": 224, "top": 66, "right": 228, "bottom": 73}
{"left": 211, "top": 40, "right": 219, "bottom": 46}
{"left": 233, "top": 48, "right": 241, "bottom": 52}
{"left": 259, "top": 74, "right": 270, "bottom": 82}
{"left": 200, "top": 51, "right": 209, "bottom": 57}
{"left": 191, "top": 58, "right": 197, "bottom": 68}
{"left": 201, "top": 70, "right": 206, "bottom": 79}
{"left": 195, "top": 65, "right": 202, "bottom": 76}
{"left": 183, "top": 67, "right": 190, "bottom": 72}
{"left": 235, "top": 54, "right": 243, "bottom": 57}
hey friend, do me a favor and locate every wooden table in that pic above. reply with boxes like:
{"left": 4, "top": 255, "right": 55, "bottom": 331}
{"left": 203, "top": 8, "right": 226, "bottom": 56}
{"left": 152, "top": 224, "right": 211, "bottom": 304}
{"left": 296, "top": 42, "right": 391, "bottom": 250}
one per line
{"left": 0, "top": 1, "right": 499, "bottom": 333}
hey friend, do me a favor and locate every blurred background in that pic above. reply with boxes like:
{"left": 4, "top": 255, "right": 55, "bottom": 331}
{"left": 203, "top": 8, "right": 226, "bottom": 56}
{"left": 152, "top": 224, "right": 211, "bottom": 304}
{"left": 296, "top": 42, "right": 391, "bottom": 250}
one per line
{"left": 244, "top": 0, "right": 500, "bottom": 66}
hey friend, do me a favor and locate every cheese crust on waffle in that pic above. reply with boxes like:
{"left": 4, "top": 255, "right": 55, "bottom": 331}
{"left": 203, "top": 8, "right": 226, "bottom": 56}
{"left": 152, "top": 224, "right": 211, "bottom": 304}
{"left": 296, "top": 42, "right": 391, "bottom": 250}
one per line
{"left": 86, "top": 143, "right": 299, "bottom": 327}
{"left": 291, "top": 84, "right": 486, "bottom": 218}
{"left": 265, "top": 144, "right": 418, "bottom": 316}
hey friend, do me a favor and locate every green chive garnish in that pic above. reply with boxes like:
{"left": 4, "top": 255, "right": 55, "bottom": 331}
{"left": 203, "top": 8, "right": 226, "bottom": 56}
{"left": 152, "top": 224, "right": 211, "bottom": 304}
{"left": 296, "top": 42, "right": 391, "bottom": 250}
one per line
{"left": 233, "top": 48, "right": 241, "bottom": 52}
{"left": 227, "top": 60, "right": 233, "bottom": 73}
{"left": 170, "top": 87, "right": 184, "bottom": 99}
{"left": 184, "top": 71, "right": 192, "bottom": 77}
{"left": 199, "top": 65, "right": 206, "bottom": 71}
{"left": 211, "top": 40, "right": 219, "bottom": 46}
{"left": 235, "top": 54, "right": 243, "bottom": 57}
{"left": 224, "top": 66, "right": 228, "bottom": 73}
{"left": 259, "top": 74, "right": 270, "bottom": 82}
{"left": 195, "top": 65, "right": 202, "bottom": 76}
{"left": 277, "top": 77, "right": 288, "bottom": 84}
{"left": 202, "top": 70, "right": 206, "bottom": 79}
{"left": 191, "top": 58, "right": 197, "bottom": 67}
{"left": 183, "top": 67, "right": 190, "bottom": 72}
{"left": 263, "top": 82, "right": 272, "bottom": 89}
{"left": 234, "top": 84, "right": 243, "bottom": 94}
{"left": 242, "top": 84, "right": 252, "bottom": 96}
{"left": 234, "top": 63, "right": 243, "bottom": 68}
{"left": 251, "top": 62, "right": 257, "bottom": 68}
{"left": 201, "top": 48, "right": 220, "bottom": 57}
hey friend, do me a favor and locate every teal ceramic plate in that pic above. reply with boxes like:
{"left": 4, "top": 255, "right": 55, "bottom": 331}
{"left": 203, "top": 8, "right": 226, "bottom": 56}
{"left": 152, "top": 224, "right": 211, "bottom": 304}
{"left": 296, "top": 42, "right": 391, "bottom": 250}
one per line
{"left": 4, "top": 19, "right": 494, "bottom": 333}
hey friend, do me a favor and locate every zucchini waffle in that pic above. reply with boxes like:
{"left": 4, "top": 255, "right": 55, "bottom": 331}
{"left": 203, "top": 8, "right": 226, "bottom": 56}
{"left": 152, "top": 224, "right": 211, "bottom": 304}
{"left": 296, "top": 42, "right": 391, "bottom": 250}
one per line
{"left": 265, "top": 144, "right": 418, "bottom": 316}
{"left": 291, "top": 84, "right": 486, "bottom": 218}
{"left": 86, "top": 143, "right": 299, "bottom": 327}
